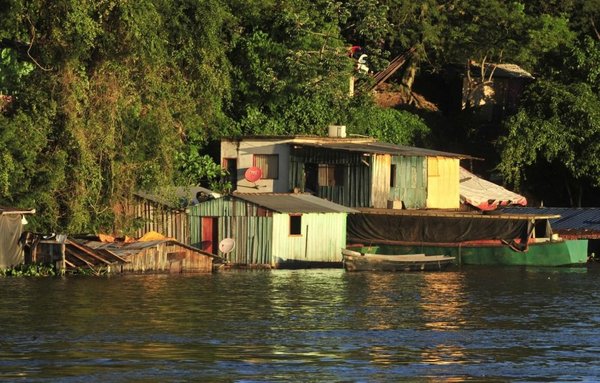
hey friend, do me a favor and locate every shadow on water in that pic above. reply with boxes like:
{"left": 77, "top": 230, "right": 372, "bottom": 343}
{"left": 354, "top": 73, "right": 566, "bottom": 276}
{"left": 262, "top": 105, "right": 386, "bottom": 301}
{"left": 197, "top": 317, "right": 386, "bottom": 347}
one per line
{"left": 1, "top": 267, "right": 600, "bottom": 382}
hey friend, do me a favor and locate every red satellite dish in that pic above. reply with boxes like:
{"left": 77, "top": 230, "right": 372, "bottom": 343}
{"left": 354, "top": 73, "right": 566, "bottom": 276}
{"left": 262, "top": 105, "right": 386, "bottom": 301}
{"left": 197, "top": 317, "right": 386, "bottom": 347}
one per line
{"left": 245, "top": 167, "right": 262, "bottom": 183}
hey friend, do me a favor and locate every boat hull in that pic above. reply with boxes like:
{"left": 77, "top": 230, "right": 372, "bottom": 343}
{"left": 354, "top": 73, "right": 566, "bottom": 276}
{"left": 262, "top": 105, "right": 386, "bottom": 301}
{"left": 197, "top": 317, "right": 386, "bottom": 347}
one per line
{"left": 342, "top": 249, "right": 455, "bottom": 272}
{"left": 349, "top": 239, "right": 588, "bottom": 267}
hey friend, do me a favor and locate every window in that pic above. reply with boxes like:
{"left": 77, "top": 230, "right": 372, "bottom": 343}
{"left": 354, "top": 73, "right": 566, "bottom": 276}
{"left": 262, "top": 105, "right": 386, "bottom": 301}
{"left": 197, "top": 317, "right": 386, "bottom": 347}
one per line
{"left": 289, "top": 214, "right": 302, "bottom": 235}
{"left": 317, "top": 164, "right": 345, "bottom": 186}
{"left": 390, "top": 164, "right": 397, "bottom": 187}
{"left": 254, "top": 154, "right": 279, "bottom": 179}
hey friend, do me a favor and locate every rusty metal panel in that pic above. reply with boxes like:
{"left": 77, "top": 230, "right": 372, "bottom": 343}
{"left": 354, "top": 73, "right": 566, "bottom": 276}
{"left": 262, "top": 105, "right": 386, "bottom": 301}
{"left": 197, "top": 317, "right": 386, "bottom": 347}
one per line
{"left": 128, "top": 197, "right": 190, "bottom": 244}
{"left": 370, "top": 154, "right": 391, "bottom": 208}
{"left": 118, "top": 243, "right": 213, "bottom": 273}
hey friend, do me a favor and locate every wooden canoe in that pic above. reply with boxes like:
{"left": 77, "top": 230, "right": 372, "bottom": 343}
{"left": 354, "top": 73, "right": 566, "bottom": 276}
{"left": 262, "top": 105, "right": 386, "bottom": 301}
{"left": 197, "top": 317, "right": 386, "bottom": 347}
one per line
{"left": 342, "top": 248, "right": 455, "bottom": 272}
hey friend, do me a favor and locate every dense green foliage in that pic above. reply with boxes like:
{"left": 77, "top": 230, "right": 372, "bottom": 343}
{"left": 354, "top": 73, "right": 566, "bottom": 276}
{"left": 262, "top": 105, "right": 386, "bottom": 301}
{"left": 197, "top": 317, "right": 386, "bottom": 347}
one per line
{"left": 0, "top": 0, "right": 599, "bottom": 234}
{"left": 498, "top": 36, "right": 600, "bottom": 206}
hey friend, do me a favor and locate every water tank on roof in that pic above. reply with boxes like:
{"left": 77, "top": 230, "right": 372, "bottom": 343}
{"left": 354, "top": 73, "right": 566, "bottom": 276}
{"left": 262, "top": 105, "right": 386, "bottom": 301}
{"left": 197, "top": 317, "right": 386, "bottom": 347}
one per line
{"left": 328, "top": 125, "right": 346, "bottom": 138}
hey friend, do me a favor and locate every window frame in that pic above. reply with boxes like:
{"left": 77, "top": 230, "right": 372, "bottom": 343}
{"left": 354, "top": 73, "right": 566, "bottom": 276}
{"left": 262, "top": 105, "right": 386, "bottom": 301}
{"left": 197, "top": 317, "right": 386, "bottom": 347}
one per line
{"left": 289, "top": 214, "right": 302, "bottom": 236}
{"left": 317, "top": 164, "right": 345, "bottom": 187}
{"left": 253, "top": 154, "right": 279, "bottom": 180}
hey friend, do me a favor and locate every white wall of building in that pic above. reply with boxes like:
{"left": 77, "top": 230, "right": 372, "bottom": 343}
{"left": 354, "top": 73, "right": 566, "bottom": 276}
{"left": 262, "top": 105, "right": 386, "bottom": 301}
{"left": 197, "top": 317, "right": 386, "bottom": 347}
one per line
{"left": 221, "top": 138, "right": 291, "bottom": 193}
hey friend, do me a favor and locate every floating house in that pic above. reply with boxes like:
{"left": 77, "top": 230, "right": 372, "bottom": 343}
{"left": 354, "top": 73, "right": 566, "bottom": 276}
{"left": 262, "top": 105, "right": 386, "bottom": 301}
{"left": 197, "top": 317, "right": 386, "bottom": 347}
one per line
{"left": 0, "top": 206, "right": 35, "bottom": 269}
{"left": 188, "top": 193, "right": 357, "bottom": 268}
{"left": 220, "top": 134, "right": 474, "bottom": 210}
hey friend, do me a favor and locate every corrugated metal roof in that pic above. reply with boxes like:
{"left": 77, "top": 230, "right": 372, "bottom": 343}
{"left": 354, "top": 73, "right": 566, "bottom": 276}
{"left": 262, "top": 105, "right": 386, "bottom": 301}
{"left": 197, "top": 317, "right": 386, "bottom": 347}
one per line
{"left": 295, "top": 141, "right": 476, "bottom": 159}
{"left": 501, "top": 207, "right": 600, "bottom": 235}
{"left": 81, "top": 238, "right": 216, "bottom": 257}
{"left": 232, "top": 193, "right": 358, "bottom": 214}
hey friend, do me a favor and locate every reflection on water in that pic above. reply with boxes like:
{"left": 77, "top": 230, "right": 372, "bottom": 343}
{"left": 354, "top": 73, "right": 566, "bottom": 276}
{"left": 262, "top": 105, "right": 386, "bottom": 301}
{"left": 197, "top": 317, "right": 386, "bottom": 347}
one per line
{"left": 1, "top": 267, "right": 600, "bottom": 381}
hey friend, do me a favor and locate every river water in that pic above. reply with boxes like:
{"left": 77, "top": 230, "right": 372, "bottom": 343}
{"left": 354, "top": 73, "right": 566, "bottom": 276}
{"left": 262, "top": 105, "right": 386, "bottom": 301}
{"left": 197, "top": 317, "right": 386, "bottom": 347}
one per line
{"left": 1, "top": 266, "right": 600, "bottom": 382}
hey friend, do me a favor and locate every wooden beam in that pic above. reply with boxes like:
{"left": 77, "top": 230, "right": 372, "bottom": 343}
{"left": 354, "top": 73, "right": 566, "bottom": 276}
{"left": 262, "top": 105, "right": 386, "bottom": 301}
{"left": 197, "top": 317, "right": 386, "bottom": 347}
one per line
{"left": 66, "top": 240, "right": 113, "bottom": 265}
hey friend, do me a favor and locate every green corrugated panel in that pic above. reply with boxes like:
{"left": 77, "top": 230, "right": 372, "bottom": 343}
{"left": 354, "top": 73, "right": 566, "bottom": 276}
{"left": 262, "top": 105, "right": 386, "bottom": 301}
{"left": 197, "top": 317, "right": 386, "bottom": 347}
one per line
{"left": 209, "top": 215, "right": 272, "bottom": 265}
{"left": 390, "top": 156, "right": 427, "bottom": 208}
{"left": 289, "top": 146, "right": 372, "bottom": 208}
{"left": 290, "top": 162, "right": 370, "bottom": 208}
{"left": 189, "top": 213, "right": 201, "bottom": 248}
{"left": 271, "top": 213, "right": 347, "bottom": 263}
{"left": 188, "top": 196, "right": 275, "bottom": 265}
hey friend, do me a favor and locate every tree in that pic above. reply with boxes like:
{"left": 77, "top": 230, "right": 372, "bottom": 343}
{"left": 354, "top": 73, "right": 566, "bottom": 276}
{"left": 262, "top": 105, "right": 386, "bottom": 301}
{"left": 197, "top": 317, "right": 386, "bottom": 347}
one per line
{"left": 0, "top": 0, "right": 235, "bottom": 233}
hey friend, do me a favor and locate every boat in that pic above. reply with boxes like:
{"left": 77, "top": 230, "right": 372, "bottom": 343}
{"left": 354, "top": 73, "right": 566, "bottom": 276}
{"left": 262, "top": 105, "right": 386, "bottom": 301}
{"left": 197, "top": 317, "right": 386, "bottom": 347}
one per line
{"left": 342, "top": 248, "right": 455, "bottom": 272}
{"left": 347, "top": 209, "right": 589, "bottom": 267}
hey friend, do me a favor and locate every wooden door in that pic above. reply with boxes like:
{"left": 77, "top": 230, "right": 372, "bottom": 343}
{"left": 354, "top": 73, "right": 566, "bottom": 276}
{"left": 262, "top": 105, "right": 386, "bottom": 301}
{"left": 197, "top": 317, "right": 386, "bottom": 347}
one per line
{"left": 202, "top": 217, "right": 219, "bottom": 254}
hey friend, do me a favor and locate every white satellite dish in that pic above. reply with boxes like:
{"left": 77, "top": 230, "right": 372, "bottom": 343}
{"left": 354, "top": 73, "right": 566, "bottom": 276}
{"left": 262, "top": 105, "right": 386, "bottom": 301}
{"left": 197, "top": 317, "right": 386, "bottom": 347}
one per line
{"left": 219, "top": 238, "right": 236, "bottom": 254}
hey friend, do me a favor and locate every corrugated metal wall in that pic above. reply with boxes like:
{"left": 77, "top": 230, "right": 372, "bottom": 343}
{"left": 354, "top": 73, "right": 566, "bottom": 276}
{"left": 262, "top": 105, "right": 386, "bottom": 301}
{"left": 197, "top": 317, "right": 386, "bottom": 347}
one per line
{"left": 427, "top": 157, "right": 460, "bottom": 209}
{"left": 390, "top": 156, "right": 427, "bottom": 209}
{"left": 289, "top": 147, "right": 371, "bottom": 207}
{"left": 128, "top": 197, "right": 189, "bottom": 244}
{"left": 271, "top": 213, "right": 347, "bottom": 263}
{"left": 370, "top": 154, "right": 391, "bottom": 208}
{"left": 188, "top": 197, "right": 273, "bottom": 265}
{"left": 217, "top": 216, "right": 273, "bottom": 265}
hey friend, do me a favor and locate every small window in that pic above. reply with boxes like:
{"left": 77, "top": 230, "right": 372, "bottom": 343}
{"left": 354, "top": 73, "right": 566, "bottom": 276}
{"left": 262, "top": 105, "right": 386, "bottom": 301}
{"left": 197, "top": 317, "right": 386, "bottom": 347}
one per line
{"left": 318, "top": 164, "right": 345, "bottom": 186}
{"left": 289, "top": 214, "right": 302, "bottom": 235}
{"left": 254, "top": 154, "right": 279, "bottom": 179}
{"left": 390, "top": 164, "right": 397, "bottom": 187}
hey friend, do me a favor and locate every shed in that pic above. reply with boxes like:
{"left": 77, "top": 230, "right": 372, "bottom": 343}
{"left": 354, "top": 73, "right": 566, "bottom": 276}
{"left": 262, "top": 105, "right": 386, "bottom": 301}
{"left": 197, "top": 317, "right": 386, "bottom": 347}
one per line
{"left": 290, "top": 140, "right": 470, "bottom": 209}
{"left": 188, "top": 193, "right": 357, "bottom": 268}
{"left": 0, "top": 206, "right": 35, "bottom": 269}
{"left": 221, "top": 136, "right": 475, "bottom": 210}
{"left": 34, "top": 233, "right": 216, "bottom": 274}
{"left": 459, "top": 62, "right": 534, "bottom": 122}
{"left": 122, "top": 187, "right": 220, "bottom": 245}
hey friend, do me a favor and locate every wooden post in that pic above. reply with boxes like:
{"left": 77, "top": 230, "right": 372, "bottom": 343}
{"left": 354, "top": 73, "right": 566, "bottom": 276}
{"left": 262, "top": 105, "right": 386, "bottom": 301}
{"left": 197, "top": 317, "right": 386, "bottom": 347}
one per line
{"left": 60, "top": 242, "right": 66, "bottom": 276}
{"left": 304, "top": 225, "right": 309, "bottom": 259}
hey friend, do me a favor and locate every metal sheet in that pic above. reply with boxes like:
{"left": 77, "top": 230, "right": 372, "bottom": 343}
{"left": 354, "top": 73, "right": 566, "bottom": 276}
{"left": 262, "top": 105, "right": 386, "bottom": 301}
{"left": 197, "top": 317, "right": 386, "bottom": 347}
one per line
{"left": 389, "top": 156, "right": 427, "bottom": 209}
{"left": 427, "top": 157, "right": 460, "bottom": 209}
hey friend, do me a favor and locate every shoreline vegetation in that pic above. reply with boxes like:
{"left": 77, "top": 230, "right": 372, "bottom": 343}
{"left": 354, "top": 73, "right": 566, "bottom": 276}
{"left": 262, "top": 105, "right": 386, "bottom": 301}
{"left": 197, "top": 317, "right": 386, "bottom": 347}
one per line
{"left": 0, "top": 1, "right": 598, "bottom": 236}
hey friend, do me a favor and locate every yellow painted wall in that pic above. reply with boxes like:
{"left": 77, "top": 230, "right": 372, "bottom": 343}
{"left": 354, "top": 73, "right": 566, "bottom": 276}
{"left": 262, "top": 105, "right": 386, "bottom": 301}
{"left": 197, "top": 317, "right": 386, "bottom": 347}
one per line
{"left": 426, "top": 157, "right": 459, "bottom": 209}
